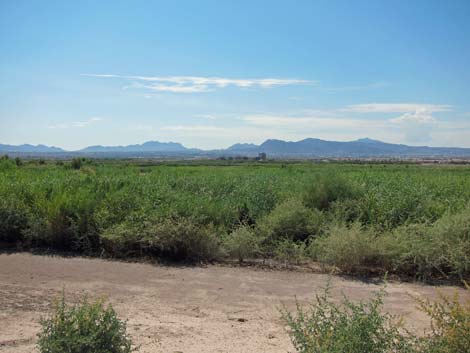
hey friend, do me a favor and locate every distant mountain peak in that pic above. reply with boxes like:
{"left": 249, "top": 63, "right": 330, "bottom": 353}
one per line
{"left": 355, "top": 137, "right": 384, "bottom": 144}
{"left": 227, "top": 143, "right": 259, "bottom": 151}
{"left": 2, "top": 138, "right": 470, "bottom": 158}
{"left": 0, "top": 143, "right": 64, "bottom": 153}
{"left": 79, "top": 141, "right": 188, "bottom": 153}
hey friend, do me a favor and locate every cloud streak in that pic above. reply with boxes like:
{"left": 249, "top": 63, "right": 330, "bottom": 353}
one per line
{"left": 343, "top": 103, "right": 452, "bottom": 129}
{"left": 82, "top": 74, "right": 312, "bottom": 93}
{"left": 343, "top": 103, "right": 452, "bottom": 113}
{"left": 49, "top": 117, "right": 103, "bottom": 129}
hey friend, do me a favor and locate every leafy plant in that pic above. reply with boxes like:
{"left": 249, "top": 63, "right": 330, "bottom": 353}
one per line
{"left": 37, "top": 295, "right": 135, "bottom": 353}
{"left": 303, "top": 173, "right": 363, "bottom": 211}
{"left": 416, "top": 283, "right": 470, "bottom": 353}
{"left": 224, "top": 225, "right": 261, "bottom": 262}
{"left": 281, "top": 283, "right": 415, "bottom": 353}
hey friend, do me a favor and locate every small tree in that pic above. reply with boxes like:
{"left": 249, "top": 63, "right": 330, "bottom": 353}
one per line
{"left": 71, "top": 158, "right": 82, "bottom": 170}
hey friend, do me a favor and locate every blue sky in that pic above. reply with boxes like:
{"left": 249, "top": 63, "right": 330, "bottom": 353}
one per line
{"left": 1, "top": 0, "right": 469, "bottom": 150}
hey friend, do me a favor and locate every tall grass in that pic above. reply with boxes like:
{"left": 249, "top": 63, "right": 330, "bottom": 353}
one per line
{"left": 1, "top": 160, "right": 470, "bottom": 278}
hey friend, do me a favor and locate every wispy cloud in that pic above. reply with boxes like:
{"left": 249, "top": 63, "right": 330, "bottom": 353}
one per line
{"left": 343, "top": 103, "right": 452, "bottom": 113}
{"left": 81, "top": 74, "right": 312, "bottom": 93}
{"left": 242, "top": 114, "right": 388, "bottom": 130}
{"left": 49, "top": 117, "right": 103, "bottom": 129}
{"left": 390, "top": 111, "right": 437, "bottom": 124}
{"left": 343, "top": 103, "right": 452, "bottom": 137}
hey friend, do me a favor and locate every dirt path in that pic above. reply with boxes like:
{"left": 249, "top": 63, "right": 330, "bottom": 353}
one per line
{"left": 0, "top": 253, "right": 468, "bottom": 353}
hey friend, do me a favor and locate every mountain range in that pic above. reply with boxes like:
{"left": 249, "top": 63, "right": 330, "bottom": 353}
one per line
{"left": 2, "top": 138, "right": 470, "bottom": 158}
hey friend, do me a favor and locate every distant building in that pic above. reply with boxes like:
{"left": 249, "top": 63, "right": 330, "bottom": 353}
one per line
{"left": 258, "top": 152, "right": 267, "bottom": 161}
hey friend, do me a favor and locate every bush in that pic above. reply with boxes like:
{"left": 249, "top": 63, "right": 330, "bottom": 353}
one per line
{"left": 416, "top": 284, "right": 470, "bottom": 353}
{"left": 37, "top": 295, "right": 134, "bottom": 353}
{"left": 258, "top": 198, "right": 323, "bottom": 244}
{"left": 303, "top": 173, "right": 364, "bottom": 211}
{"left": 103, "top": 216, "right": 222, "bottom": 262}
{"left": 274, "top": 239, "right": 306, "bottom": 266}
{"left": 383, "top": 209, "right": 470, "bottom": 280}
{"left": 311, "top": 223, "right": 385, "bottom": 273}
{"left": 0, "top": 199, "right": 29, "bottom": 244}
{"left": 223, "top": 225, "right": 261, "bottom": 262}
{"left": 145, "top": 217, "right": 222, "bottom": 261}
{"left": 281, "top": 282, "right": 470, "bottom": 353}
{"left": 311, "top": 209, "right": 470, "bottom": 279}
{"left": 281, "top": 283, "right": 415, "bottom": 353}
{"left": 23, "top": 192, "right": 100, "bottom": 253}
{"left": 0, "top": 156, "right": 16, "bottom": 170}
{"left": 71, "top": 158, "right": 82, "bottom": 170}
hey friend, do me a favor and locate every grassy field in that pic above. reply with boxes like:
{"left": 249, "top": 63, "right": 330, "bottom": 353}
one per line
{"left": 1, "top": 156, "right": 470, "bottom": 281}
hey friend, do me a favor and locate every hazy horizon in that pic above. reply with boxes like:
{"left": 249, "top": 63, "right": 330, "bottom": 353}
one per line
{"left": 1, "top": 1, "right": 469, "bottom": 150}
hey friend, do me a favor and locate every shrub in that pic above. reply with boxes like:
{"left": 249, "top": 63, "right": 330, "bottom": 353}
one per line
{"left": 0, "top": 199, "right": 29, "bottom": 244}
{"left": 23, "top": 192, "right": 100, "bottom": 253}
{"left": 258, "top": 198, "right": 323, "bottom": 244}
{"left": 0, "top": 156, "right": 16, "bottom": 170}
{"left": 37, "top": 295, "right": 134, "bottom": 353}
{"left": 311, "top": 223, "right": 385, "bottom": 273}
{"left": 303, "top": 173, "right": 364, "bottom": 211}
{"left": 71, "top": 158, "right": 82, "bottom": 170}
{"left": 383, "top": 209, "right": 470, "bottom": 280}
{"left": 223, "top": 225, "right": 261, "bottom": 262}
{"left": 103, "top": 216, "right": 222, "bottom": 262}
{"left": 281, "top": 283, "right": 415, "bottom": 353}
{"left": 144, "top": 217, "right": 222, "bottom": 261}
{"left": 274, "top": 239, "right": 306, "bottom": 266}
{"left": 416, "top": 284, "right": 470, "bottom": 353}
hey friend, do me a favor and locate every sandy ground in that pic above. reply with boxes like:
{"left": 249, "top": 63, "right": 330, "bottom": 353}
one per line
{"left": 0, "top": 253, "right": 468, "bottom": 353}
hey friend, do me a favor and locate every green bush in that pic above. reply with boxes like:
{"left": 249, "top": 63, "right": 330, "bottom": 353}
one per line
{"left": 103, "top": 216, "right": 221, "bottom": 262}
{"left": 311, "top": 223, "right": 385, "bottom": 273}
{"left": 281, "top": 283, "right": 415, "bottom": 353}
{"left": 274, "top": 239, "right": 306, "bottom": 266}
{"left": 23, "top": 191, "right": 100, "bottom": 252}
{"left": 0, "top": 199, "right": 29, "bottom": 244}
{"left": 37, "top": 295, "right": 134, "bottom": 353}
{"left": 282, "top": 283, "right": 470, "bottom": 353}
{"left": 71, "top": 158, "right": 82, "bottom": 170}
{"left": 145, "top": 217, "right": 222, "bottom": 261}
{"left": 384, "top": 209, "right": 470, "bottom": 280}
{"left": 259, "top": 198, "right": 323, "bottom": 244}
{"left": 223, "top": 225, "right": 261, "bottom": 262}
{"left": 310, "top": 208, "right": 470, "bottom": 279}
{"left": 303, "top": 173, "right": 363, "bottom": 211}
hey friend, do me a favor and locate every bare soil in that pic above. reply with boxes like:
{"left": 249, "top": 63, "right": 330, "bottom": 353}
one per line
{"left": 0, "top": 253, "right": 468, "bottom": 353}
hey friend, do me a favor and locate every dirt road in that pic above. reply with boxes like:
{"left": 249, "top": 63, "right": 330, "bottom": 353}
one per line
{"left": 0, "top": 253, "right": 467, "bottom": 353}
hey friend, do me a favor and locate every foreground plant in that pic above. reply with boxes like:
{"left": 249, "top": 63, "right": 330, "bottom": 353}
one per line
{"left": 282, "top": 281, "right": 470, "bottom": 353}
{"left": 281, "top": 283, "right": 415, "bottom": 353}
{"left": 37, "top": 295, "right": 135, "bottom": 353}
{"left": 416, "top": 283, "right": 470, "bottom": 353}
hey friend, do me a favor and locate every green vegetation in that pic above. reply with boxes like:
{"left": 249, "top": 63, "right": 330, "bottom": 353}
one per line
{"left": 282, "top": 283, "right": 470, "bottom": 353}
{"left": 37, "top": 295, "right": 134, "bottom": 353}
{"left": 1, "top": 158, "right": 470, "bottom": 280}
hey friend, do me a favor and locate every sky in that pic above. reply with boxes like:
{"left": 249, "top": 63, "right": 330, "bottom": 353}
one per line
{"left": 1, "top": 0, "right": 469, "bottom": 150}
